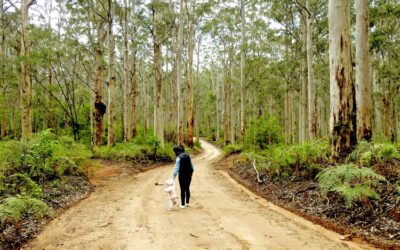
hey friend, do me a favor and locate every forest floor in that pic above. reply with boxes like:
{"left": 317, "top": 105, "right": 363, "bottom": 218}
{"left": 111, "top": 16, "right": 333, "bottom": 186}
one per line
{"left": 223, "top": 155, "right": 400, "bottom": 250}
{"left": 27, "top": 140, "right": 374, "bottom": 250}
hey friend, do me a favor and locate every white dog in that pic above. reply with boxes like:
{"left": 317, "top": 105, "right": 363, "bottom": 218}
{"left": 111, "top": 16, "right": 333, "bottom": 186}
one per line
{"left": 164, "top": 177, "right": 177, "bottom": 210}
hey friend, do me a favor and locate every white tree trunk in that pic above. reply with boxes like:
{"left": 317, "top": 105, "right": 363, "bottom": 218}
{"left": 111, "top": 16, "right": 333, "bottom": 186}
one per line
{"left": 328, "top": 0, "right": 357, "bottom": 158}
{"left": 299, "top": 13, "right": 308, "bottom": 144}
{"left": 122, "top": 0, "right": 129, "bottom": 141}
{"left": 355, "top": 0, "right": 372, "bottom": 141}
{"left": 240, "top": 0, "right": 246, "bottom": 140}
{"left": 0, "top": 0, "right": 6, "bottom": 138}
{"left": 107, "top": 0, "right": 116, "bottom": 146}
{"left": 176, "top": 0, "right": 184, "bottom": 145}
{"left": 306, "top": 0, "right": 317, "bottom": 140}
{"left": 186, "top": 0, "right": 195, "bottom": 147}
{"left": 20, "top": 0, "right": 33, "bottom": 140}
{"left": 153, "top": 3, "right": 164, "bottom": 147}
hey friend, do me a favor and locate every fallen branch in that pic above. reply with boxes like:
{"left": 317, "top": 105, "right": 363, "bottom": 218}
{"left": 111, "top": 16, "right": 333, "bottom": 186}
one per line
{"left": 295, "top": 185, "right": 318, "bottom": 195}
{"left": 189, "top": 233, "right": 199, "bottom": 238}
{"left": 252, "top": 159, "right": 263, "bottom": 184}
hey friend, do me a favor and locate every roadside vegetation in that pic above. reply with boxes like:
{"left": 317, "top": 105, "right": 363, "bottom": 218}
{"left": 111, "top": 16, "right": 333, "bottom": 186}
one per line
{"left": 218, "top": 115, "right": 400, "bottom": 247}
{"left": 0, "top": 129, "right": 195, "bottom": 249}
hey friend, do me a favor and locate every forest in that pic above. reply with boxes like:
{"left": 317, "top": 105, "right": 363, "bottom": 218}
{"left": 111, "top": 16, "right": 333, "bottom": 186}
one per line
{"left": 0, "top": 0, "right": 399, "bottom": 249}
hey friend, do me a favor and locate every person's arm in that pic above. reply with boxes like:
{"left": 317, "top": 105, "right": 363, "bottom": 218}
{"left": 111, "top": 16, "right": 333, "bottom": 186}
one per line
{"left": 189, "top": 156, "right": 194, "bottom": 171}
{"left": 172, "top": 157, "right": 180, "bottom": 179}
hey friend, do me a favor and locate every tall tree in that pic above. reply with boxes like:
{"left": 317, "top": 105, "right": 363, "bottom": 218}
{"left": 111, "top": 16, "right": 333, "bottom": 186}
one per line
{"left": 93, "top": 1, "right": 107, "bottom": 146}
{"left": 0, "top": 0, "right": 6, "bottom": 138}
{"left": 107, "top": 0, "right": 116, "bottom": 146}
{"left": 328, "top": 0, "right": 357, "bottom": 158}
{"left": 122, "top": 0, "right": 129, "bottom": 141}
{"left": 176, "top": 0, "right": 184, "bottom": 145}
{"left": 129, "top": 35, "right": 137, "bottom": 140}
{"left": 186, "top": 0, "right": 195, "bottom": 147}
{"left": 306, "top": 0, "right": 317, "bottom": 139}
{"left": 299, "top": 11, "right": 308, "bottom": 144}
{"left": 20, "top": 0, "right": 34, "bottom": 140}
{"left": 152, "top": 0, "right": 164, "bottom": 147}
{"left": 355, "top": 0, "right": 372, "bottom": 142}
{"left": 239, "top": 0, "right": 246, "bottom": 140}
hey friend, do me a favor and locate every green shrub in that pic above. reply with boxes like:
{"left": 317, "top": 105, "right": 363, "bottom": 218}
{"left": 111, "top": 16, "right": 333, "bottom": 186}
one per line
{"left": 347, "top": 141, "right": 399, "bottom": 166}
{"left": 251, "top": 140, "right": 329, "bottom": 179}
{"left": 374, "top": 144, "right": 399, "bottom": 161}
{"left": 94, "top": 142, "right": 174, "bottom": 162}
{"left": 194, "top": 138, "right": 202, "bottom": 148}
{"left": 317, "top": 164, "right": 386, "bottom": 207}
{"left": 224, "top": 144, "right": 243, "bottom": 156}
{"left": 0, "top": 130, "right": 92, "bottom": 183}
{"left": 244, "top": 115, "right": 283, "bottom": 149}
{"left": 4, "top": 174, "right": 42, "bottom": 198}
{"left": 0, "top": 196, "right": 51, "bottom": 225}
{"left": 243, "top": 151, "right": 285, "bottom": 179}
{"left": 287, "top": 140, "right": 329, "bottom": 166}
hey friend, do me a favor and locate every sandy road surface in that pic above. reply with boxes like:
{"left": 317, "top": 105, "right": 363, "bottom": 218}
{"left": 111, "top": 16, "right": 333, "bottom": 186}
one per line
{"left": 28, "top": 140, "right": 374, "bottom": 250}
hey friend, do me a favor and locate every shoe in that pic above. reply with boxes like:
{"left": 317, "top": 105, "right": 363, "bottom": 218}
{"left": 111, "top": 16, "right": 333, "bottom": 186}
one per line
{"left": 185, "top": 203, "right": 190, "bottom": 207}
{"left": 167, "top": 207, "right": 172, "bottom": 211}
{"left": 179, "top": 205, "right": 185, "bottom": 208}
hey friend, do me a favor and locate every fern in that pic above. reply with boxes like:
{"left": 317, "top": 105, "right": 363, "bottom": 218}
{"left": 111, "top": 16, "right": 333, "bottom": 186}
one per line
{"left": 317, "top": 164, "right": 386, "bottom": 207}
{"left": 347, "top": 142, "right": 399, "bottom": 166}
{"left": 224, "top": 144, "right": 243, "bottom": 156}
{"left": 6, "top": 173, "right": 42, "bottom": 197}
{"left": 0, "top": 196, "right": 51, "bottom": 224}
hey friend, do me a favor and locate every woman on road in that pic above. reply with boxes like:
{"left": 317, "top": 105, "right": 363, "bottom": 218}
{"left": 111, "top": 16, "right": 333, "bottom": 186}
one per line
{"left": 172, "top": 145, "right": 194, "bottom": 208}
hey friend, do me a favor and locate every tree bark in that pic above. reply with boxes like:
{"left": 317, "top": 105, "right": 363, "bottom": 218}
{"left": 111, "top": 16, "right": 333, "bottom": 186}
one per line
{"left": 372, "top": 67, "right": 382, "bottom": 134}
{"left": 107, "top": 0, "right": 116, "bottom": 146}
{"left": 355, "top": 0, "right": 372, "bottom": 141}
{"left": 93, "top": 11, "right": 106, "bottom": 146}
{"left": 0, "top": 0, "right": 6, "bottom": 138}
{"left": 176, "top": 0, "right": 184, "bottom": 145}
{"left": 122, "top": 0, "right": 129, "bottom": 141}
{"left": 239, "top": 0, "right": 246, "bottom": 140}
{"left": 223, "top": 63, "right": 230, "bottom": 145}
{"left": 299, "top": 12, "right": 308, "bottom": 144}
{"left": 328, "top": 0, "right": 357, "bottom": 158}
{"left": 186, "top": 0, "right": 194, "bottom": 147}
{"left": 20, "top": 0, "right": 33, "bottom": 141}
{"left": 306, "top": 0, "right": 317, "bottom": 140}
{"left": 153, "top": 2, "right": 164, "bottom": 147}
{"left": 130, "top": 45, "right": 137, "bottom": 139}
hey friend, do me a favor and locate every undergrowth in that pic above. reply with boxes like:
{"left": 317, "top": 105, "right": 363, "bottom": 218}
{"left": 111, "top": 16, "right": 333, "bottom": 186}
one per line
{"left": 0, "top": 130, "right": 92, "bottom": 229}
{"left": 317, "top": 164, "right": 386, "bottom": 207}
{"left": 226, "top": 134, "right": 398, "bottom": 208}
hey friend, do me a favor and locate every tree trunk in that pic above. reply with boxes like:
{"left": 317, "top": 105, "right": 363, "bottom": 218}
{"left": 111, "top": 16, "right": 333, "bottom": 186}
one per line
{"left": 372, "top": 68, "right": 382, "bottom": 134}
{"left": 130, "top": 46, "right": 137, "bottom": 139}
{"left": 20, "top": 0, "right": 33, "bottom": 141}
{"left": 230, "top": 63, "right": 235, "bottom": 144}
{"left": 328, "top": 0, "right": 357, "bottom": 158}
{"left": 175, "top": 0, "right": 184, "bottom": 145}
{"left": 223, "top": 64, "right": 230, "bottom": 145}
{"left": 107, "top": 0, "right": 116, "bottom": 146}
{"left": 93, "top": 19, "right": 106, "bottom": 146}
{"left": 186, "top": 0, "right": 194, "bottom": 147}
{"left": 299, "top": 13, "right": 308, "bottom": 144}
{"left": 0, "top": 0, "right": 6, "bottom": 138}
{"left": 306, "top": 0, "right": 317, "bottom": 140}
{"left": 122, "top": 0, "right": 129, "bottom": 141}
{"left": 216, "top": 72, "right": 221, "bottom": 141}
{"left": 239, "top": 0, "right": 246, "bottom": 140}
{"left": 355, "top": 0, "right": 372, "bottom": 142}
{"left": 153, "top": 3, "right": 164, "bottom": 147}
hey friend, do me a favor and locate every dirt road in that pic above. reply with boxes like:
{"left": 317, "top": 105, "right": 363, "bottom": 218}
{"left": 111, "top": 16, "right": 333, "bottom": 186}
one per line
{"left": 28, "top": 140, "right": 374, "bottom": 250}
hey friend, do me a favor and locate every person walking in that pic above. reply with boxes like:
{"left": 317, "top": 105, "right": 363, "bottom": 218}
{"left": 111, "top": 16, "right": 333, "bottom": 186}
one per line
{"left": 172, "top": 145, "right": 194, "bottom": 208}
